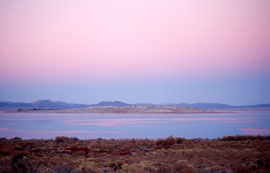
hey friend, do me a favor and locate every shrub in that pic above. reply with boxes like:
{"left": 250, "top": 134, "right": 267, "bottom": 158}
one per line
{"left": 108, "top": 160, "right": 124, "bottom": 171}
{"left": 0, "top": 145, "right": 14, "bottom": 156}
{"left": 55, "top": 136, "right": 79, "bottom": 143}
{"left": 72, "top": 161, "right": 100, "bottom": 173}
{"left": 155, "top": 136, "right": 175, "bottom": 147}
{"left": 11, "top": 137, "right": 22, "bottom": 141}
{"left": 175, "top": 137, "right": 185, "bottom": 144}
{"left": 220, "top": 135, "right": 270, "bottom": 141}
{"left": 37, "top": 167, "right": 56, "bottom": 173}
{"left": 55, "top": 136, "right": 69, "bottom": 143}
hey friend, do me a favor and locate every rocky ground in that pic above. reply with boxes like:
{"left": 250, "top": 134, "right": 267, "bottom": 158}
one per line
{"left": 0, "top": 136, "right": 269, "bottom": 173}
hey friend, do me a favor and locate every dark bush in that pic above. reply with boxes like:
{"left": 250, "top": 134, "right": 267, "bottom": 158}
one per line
{"left": 156, "top": 136, "right": 175, "bottom": 147}
{"left": 220, "top": 135, "right": 270, "bottom": 141}
{"left": 55, "top": 136, "right": 79, "bottom": 143}
{"left": 55, "top": 136, "right": 69, "bottom": 143}
{"left": 0, "top": 145, "right": 14, "bottom": 155}
{"left": 11, "top": 137, "right": 22, "bottom": 141}
{"left": 108, "top": 160, "right": 124, "bottom": 171}
{"left": 175, "top": 137, "right": 185, "bottom": 144}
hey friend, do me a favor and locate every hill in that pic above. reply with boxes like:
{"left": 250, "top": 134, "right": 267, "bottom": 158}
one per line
{"left": 91, "top": 101, "right": 130, "bottom": 107}
{"left": 1, "top": 100, "right": 269, "bottom": 112}
{"left": 0, "top": 100, "right": 90, "bottom": 110}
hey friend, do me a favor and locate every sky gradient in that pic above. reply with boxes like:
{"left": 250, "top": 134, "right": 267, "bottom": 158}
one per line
{"left": 0, "top": 0, "right": 270, "bottom": 105}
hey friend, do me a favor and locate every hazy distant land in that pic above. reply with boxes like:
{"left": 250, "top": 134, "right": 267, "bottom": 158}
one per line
{"left": 17, "top": 105, "right": 214, "bottom": 114}
{"left": 1, "top": 100, "right": 270, "bottom": 114}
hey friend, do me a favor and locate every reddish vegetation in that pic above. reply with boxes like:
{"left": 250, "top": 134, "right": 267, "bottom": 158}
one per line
{"left": 0, "top": 136, "right": 269, "bottom": 172}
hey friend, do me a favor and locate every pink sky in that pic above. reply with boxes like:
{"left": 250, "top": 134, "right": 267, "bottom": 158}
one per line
{"left": 0, "top": 0, "right": 269, "bottom": 83}
{"left": 0, "top": 1, "right": 269, "bottom": 105}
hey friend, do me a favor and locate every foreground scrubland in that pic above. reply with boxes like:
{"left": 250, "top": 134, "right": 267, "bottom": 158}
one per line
{"left": 0, "top": 136, "right": 269, "bottom": 173}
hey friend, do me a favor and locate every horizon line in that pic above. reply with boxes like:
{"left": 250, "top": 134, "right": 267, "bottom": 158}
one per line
{"left": 1, "top": 99, "right": 270, "bottom": 107}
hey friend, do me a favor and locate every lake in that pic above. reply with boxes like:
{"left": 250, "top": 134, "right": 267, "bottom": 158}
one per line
{"left": 0, "top": 110, "right": 270, "bottom": 139}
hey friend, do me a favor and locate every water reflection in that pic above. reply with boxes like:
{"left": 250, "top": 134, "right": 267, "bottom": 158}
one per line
{"left": 63, "top": 117, "right": 262, "bottom": 127}
{"left": 0, "top": 111, "right": 269, "bottom": 139}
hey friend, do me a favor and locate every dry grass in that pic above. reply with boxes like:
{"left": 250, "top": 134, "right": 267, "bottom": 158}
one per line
{"left": 0, "top": 136, "right": 269, "bottom": 172}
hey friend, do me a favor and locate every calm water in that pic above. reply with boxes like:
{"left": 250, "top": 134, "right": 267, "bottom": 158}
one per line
{"left": 0, "top": 110, "right": 270, "bottom": 139}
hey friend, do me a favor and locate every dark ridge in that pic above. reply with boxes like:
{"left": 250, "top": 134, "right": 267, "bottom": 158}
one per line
{"left": 91, "top": 101, "right": 131, "bottom": 107}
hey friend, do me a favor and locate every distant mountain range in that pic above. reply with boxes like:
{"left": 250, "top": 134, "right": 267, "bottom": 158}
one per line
{"left": 0, "top": 100, "right": 270, "bottom": 110}
{"left": 0, "top": 100, "right": 90, "bottom": 109}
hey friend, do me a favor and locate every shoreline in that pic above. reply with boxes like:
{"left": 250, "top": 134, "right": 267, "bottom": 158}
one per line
{"left": 15, "top": 105, "right": 216, "bottom": 114}
{"left": 2, "top": 106, "right": 270, "bottom": 114}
